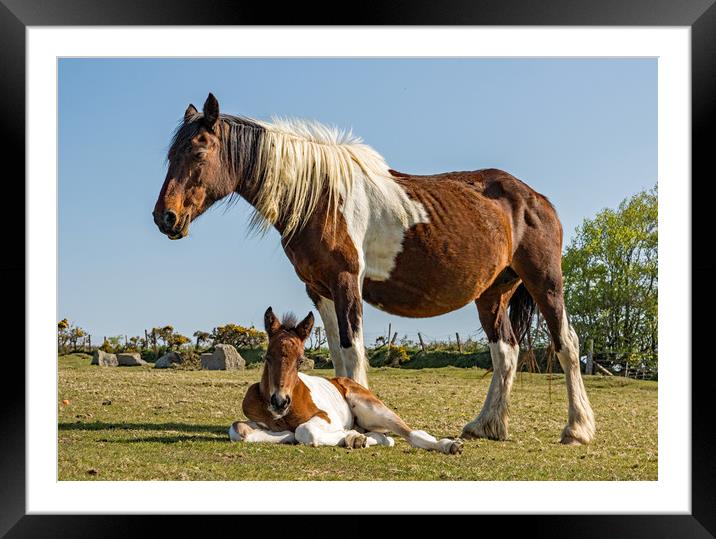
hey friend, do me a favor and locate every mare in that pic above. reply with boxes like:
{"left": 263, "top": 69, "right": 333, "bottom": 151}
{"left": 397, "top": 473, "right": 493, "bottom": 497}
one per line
{"left": 154, "top": 93, "right": 595, "bottom": 445}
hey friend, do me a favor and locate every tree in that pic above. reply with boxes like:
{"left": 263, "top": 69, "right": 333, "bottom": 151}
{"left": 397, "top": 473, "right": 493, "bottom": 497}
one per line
{"left": 562, "top": 186, "right": 657, "bottom": 368}
{"left": 308, "top": 326, "right": 327, "bottom": 350}
{"left": 151, "top": 326, "right": 174, "bottom": 347}
{"left": 211, "top": 324, "right": 267, "bottom": 349}
{"left": 57, "top": 319, "right": 70, "bottom": 353}
{"left": 193, "top": 330, "right": 210, "bottom": 351}
{"left": 171, "top": 333, "right": 190, "bottom": 349}
{"left": 57, "top": 319, "right": 88, "bottom": 353}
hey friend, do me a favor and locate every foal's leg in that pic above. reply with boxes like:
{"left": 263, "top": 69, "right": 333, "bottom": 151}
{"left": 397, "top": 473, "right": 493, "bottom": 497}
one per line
{"left": 513, "top": 258, "right": 596, "bottom": 445}
{"left": 294, "top": 416, "right": 371, "bottom": 449}
{"left": 334, "top": 378, "right": 463, "bottom": 454}
{"left": 331, "top": 271, "right": 370, "bottom": 388}
{"left": 462, "top": 284, "right": 521, "bottom": 441}
{"left": 228, "top": 421, "right": 296, "bottom": 444}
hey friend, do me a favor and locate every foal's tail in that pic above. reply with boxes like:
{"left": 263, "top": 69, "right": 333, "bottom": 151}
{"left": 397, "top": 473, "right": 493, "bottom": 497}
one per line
{"left": 509, "top": 283, "right": 536, "bottom": 346}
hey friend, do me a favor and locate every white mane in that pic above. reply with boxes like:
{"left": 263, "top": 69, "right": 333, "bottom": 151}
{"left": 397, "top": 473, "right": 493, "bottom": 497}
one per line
{"left": 247, "top": 116, "right": 402, "bottom": 239}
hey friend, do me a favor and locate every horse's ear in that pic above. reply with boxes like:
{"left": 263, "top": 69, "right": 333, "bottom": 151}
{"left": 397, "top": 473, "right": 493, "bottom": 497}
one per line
{"left": 294, "top": 312, "right": 314, "bottom": 341}
{"left": 184, "top": 104, "right": 198, "bottom": 123}
{"left": 264, "top": 307, "right": 281, "bottom": 338}
{"left": 202, "top": 93, "right": 220, "bottom": 130}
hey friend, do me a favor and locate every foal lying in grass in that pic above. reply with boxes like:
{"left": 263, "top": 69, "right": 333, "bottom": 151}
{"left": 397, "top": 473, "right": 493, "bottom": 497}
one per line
{"left": 229, "top": 308, "right": 463, "bottom": 454}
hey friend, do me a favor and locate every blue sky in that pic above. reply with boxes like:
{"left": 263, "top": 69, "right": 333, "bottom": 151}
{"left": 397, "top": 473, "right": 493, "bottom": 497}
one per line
{"left": 58, "top": 58, "right": 656, "bottom": 345}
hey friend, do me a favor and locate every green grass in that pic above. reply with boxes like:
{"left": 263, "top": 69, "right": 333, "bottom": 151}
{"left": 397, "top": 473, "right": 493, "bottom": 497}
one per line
{"left": 58, "top": 353, "right": 657, "bottom": 481}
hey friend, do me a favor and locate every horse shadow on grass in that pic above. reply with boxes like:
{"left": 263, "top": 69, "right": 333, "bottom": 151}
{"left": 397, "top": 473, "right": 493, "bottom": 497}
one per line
{"left": 59, "top": 421, "right": 228, "bottom": 436}
{"left": 116, "top": 434, "right": 226, "bottom": 444}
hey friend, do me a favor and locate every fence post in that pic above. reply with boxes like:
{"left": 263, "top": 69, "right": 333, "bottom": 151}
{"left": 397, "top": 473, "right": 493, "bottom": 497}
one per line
{"left": 586, "top": 338, "right": 594, "bottom": 375}
{"left": 418, "top": 332, "right": 426, "bottom": 353}
{"left": 456, "top": 332, "right": 462, "bottom": 353}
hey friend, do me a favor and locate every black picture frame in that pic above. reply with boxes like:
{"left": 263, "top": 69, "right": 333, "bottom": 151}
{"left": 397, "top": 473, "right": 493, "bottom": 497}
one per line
{"left": 2, "top": 1, "right": 713, "bottom": 536}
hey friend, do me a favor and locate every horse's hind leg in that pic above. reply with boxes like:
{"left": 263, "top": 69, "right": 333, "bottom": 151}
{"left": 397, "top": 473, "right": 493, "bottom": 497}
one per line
{"left": 512, "top": 254, "right": 596, "bottom": 445}
{"left": 462, "top": 276, "right": 522, "bottom": 441}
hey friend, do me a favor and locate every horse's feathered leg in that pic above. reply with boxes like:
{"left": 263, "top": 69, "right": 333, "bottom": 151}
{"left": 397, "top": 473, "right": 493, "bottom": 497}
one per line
{"left": 512, "top": 247, "right": 596, "bottom": 445}
{"left": 462, "top": 277, "right": 522, "bottom": 441}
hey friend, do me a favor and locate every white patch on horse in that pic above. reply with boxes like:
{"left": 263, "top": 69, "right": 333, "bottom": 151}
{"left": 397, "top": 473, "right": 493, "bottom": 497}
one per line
{"left": 337, "top": 320, "right": 369, "bottom": 388}
{"left": 228, "top": 422, "right": 295, "bottom": 444}
{"left": 315, "top": 297, "right": 344, "bottom": 376}
{"left": 294, "top": 415, "right": 362, "bottom": 447}
{"left": 340, "top": 164, "right": 429, "bottom": 282}
{"left": 297, "top": 372, "right": 353, "bottom": 429}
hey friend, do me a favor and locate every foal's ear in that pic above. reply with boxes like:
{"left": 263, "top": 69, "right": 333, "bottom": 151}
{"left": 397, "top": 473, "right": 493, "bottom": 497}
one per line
{"left": 294, "top": 312, "right": 314, "bottom": 341}
{"left": 184, "top": 104, "right": 198, "bottom": 123}
{"left": 264, "top": 307, "right": 281, "bottom": 338}
{"left": 202, "top": 92, "right": 220, "bottom": 130}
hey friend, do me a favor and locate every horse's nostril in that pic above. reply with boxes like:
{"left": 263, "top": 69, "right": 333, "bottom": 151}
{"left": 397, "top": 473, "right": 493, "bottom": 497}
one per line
{"left": 163, "top": 210, "right": 177, "bottom": 227}
{"left": 271, "top": 393, "right": 288, "bottom": 410}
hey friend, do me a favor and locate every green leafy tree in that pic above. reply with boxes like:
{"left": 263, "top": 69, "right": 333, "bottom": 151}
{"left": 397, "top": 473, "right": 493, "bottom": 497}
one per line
{"left": 562, "top": 186, "right": 657, "bottom": 368}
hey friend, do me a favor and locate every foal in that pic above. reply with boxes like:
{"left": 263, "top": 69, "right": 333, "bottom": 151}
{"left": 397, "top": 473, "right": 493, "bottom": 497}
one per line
{"left": 228, "top": 307, "right": 463, "bottom": 454}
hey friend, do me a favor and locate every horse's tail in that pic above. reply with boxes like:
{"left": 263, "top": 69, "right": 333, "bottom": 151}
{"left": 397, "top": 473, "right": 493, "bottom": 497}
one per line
{"left": 509, "top": 283, "right": 536, "bottom": 346}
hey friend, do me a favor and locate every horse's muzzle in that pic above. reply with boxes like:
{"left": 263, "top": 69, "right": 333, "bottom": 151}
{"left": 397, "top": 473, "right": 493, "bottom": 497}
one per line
{"left": 153, "top": 210, "right": 189, "bottom": 240}
{"left": 270, "top": 393, "right": 291, "bottom": 412}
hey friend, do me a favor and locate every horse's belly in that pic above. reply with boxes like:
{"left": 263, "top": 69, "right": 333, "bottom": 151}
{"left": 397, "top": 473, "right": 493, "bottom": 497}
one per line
{"left": 362, "top": 204, "right": 510, "bottom": 318}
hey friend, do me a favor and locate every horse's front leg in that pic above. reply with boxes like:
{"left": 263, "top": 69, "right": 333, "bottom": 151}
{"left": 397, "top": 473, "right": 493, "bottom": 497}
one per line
{"left": 309, "top": 290, "right": 346, "bottom": 378}
{"left": 228, "top": 421, "right": 295, "bottom": 444}
{"left": 332, "top": 271, "right": 369, "bottom": 388}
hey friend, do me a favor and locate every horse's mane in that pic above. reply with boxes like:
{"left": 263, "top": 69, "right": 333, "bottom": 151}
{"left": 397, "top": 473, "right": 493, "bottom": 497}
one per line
{"left": 280, "top": 312, "right": 298, "bottom": 329}
{"left": 171, "top": 112, "right": 400, "bottom": 240}
{"left": 249, "top": 116, "right": 397, "bottom": 240}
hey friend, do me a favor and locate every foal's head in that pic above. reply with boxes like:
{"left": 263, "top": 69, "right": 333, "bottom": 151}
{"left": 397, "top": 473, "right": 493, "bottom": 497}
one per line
{"left": 153, "top": 93, "right": 233, "bottom": 239}
{"left": 262, "top": 307, "right": 314, "bottom": 418}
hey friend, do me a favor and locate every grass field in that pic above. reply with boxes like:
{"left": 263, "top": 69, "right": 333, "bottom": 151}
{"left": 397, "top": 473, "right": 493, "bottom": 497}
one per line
{"left": 58, "top": 353, "right": 657, "bottom": 481}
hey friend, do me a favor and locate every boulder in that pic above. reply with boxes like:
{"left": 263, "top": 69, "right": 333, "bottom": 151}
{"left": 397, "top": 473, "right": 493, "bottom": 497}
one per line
{"left": 201, "top": 344, "right": 244, "bottom": 370}
{"left": 154, "top": 351, "right": 182, "bottom": 369}
{"left": 91, "top": 350, "right": 118, "bottom": 367}
{"left": 117, "top": 352, "right": 148, "bottom": 366}
{"left": 298, "top": 356, "right": 315, "bottom": 371}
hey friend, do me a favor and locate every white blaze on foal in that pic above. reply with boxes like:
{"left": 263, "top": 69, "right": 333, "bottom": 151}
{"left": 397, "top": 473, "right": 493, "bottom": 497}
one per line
{"left": 228, "top": 307, "right": 463, "bottom": 454}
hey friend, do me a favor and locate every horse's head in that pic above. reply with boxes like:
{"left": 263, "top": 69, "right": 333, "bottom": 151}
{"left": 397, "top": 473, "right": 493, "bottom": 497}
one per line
{"left": 153, "top": 93, "right": 231, "bottom": 240}
{"left": 262, "top": 307, "right": 314, "bottom": 419}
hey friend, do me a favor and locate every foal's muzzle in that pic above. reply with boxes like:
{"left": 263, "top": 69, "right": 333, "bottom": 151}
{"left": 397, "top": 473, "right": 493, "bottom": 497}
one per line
{"left": 270, "top": 393, "right": 291, "bottom": 412}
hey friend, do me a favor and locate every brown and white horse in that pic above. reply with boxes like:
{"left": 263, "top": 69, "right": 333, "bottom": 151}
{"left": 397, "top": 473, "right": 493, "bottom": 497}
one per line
{"left": 154, "top": 93, "right": 596, "bottom": 445}
{"left": 228, "top": 307, "right": 463, "bottom": 453}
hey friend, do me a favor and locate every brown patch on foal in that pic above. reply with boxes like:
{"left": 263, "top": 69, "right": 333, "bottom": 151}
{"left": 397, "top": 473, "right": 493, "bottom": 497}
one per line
{"left": 241, "top": 308, "right": 331, "bottom": 431}
{"left": 242, "top": 382, "right": 331, "bottom": 432}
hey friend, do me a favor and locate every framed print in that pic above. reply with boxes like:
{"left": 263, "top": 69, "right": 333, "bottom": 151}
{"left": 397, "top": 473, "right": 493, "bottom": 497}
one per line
{"left": 3, "top": 0, "right": 714, "bottom": 536}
